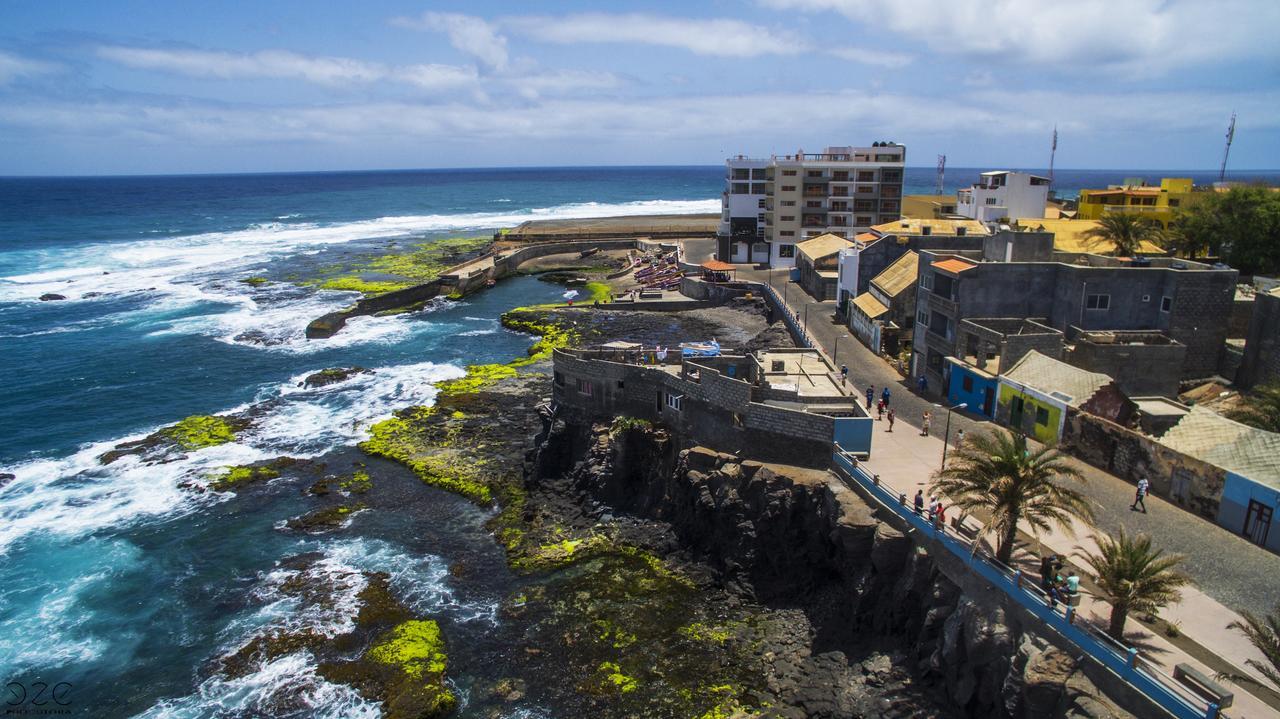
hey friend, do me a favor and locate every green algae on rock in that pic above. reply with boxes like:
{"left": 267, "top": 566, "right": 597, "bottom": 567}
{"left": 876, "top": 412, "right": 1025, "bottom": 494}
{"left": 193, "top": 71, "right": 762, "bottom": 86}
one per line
{"left": 209, "top": 465, "right": 280, "bottom": 491}
{"left": 238, "top": 276, "right": 270, "bottom": 287}
{"left": 307, "top": 236, "right": 491, "bottom": 298}
{"left": 162, "top": 414, "right": 239, "bottom": 450}
{"left": 360, "top": 407, "right": 493, "bottom": 505}
{"left": 321, "top": 619, "right": 457, "bottom": 719}
{"left": 285, "top": 502, "right": 367, "bottom": 532}
{"left": 433, "top": 363, "right": 517, "bottom": 396}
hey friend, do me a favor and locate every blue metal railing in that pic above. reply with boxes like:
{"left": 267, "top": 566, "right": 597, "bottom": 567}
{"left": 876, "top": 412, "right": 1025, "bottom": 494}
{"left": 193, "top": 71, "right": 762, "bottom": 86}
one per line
{"left": 831, "top": 450, "right": 1220, "bottom": 719}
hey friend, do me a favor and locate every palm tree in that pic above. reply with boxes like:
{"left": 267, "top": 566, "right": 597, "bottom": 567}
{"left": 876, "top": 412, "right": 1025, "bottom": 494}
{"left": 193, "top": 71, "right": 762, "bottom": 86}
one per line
{"left": 930, "top": 431, "right": 1094, "bottom": 565}
{"left": 1226, "top": 382, "right": 1280, "bottom": 433}
{"left": 1079, "top": 529, "right": 1191, "bottom": 640}
{"left": 1227, "top": 605, "right": 1280, "bottom": 690}
{"left": 1083, "top": 213, "right": 1165, "bottom": 257}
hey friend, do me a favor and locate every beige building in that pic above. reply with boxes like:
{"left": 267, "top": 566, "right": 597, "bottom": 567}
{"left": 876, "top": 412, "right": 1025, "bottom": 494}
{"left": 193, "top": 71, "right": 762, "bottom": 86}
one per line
{"left": 795, "top": 233, "right": 853, "bottom": 300}
{"left": 762, "top": 144, "right": 905, "bottom": 268}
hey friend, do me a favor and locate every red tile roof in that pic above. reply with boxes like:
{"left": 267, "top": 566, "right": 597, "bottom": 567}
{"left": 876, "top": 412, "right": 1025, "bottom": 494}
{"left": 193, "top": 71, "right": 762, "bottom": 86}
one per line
{"left": 931, "top": 258, "right": 978, "bottom": 274}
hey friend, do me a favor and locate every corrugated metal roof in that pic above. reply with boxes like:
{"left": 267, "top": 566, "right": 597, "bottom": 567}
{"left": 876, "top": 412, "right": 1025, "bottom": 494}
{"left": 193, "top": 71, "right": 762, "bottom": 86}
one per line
{"left": 1159, "top": 407, "right": 1280, "bottom": 488}
{"left": 870, "top": 250, "right": 918, "bottom": 298}
{"left": 1015, "top": 218, "right": 1166, "bottom": 255}
{"left": 796, "top": 233, "right": 854, "bottom": 261}
{"left": 931, "top": 257, "right": 977, "bottom": 274}
{"left": 871, "top": 218, "right": 990, "bottom": 237}
{"left": 1001, "top": 350, "right": 1112, "bottom": 408}
{"left": 851, "top": 292, "right": 889, "bottom": 319}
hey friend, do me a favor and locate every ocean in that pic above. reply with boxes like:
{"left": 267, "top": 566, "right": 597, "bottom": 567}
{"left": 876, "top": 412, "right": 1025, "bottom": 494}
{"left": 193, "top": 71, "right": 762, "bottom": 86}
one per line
{"left": 0, "top": 165, "right": 1275, "bottom": 718}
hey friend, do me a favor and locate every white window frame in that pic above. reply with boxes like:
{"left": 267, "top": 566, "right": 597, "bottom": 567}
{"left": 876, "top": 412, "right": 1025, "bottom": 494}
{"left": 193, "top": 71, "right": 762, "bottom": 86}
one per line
{"left": 576, "top": 378, "right": 594, "bottom": 396}
{"left": 665, "top": 393, "right": 683, "bottom": 411}
{"left": 1161, "top": 296, "right": 1173, "bottom": 313}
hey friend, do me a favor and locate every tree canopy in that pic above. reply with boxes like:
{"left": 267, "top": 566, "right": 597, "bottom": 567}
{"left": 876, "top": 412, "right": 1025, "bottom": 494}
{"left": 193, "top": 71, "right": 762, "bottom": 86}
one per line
{"left": 1172, "top": 186, "right": 1280, "bottom": 274}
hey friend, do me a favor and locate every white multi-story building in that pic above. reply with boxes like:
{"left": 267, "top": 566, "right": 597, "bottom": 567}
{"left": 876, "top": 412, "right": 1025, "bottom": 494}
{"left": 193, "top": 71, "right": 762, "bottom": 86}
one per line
{"left": 718, "top": 156, "right": 770, "bottom": 263}
{"left": 717, "top": 144, "right": 907, "bottom": 268}
{"left": 955, "top": 171, "right": 1050, "bottom": 222}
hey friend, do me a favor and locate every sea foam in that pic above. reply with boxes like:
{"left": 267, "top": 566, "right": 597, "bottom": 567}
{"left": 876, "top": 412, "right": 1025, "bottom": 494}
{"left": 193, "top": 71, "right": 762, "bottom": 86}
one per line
{"left": 0, "top": 360, "right": 464, "bottom": 555}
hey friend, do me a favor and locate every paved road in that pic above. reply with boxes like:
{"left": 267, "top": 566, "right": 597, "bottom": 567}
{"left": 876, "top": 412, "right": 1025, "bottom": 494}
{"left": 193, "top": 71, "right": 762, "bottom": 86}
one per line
{"left": 748, "top": 268, "right": 1280, "bottom": 620}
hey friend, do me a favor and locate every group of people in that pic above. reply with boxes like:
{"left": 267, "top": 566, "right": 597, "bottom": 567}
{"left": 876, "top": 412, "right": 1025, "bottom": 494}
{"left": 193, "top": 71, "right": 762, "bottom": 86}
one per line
{"left": 1039, "top": 554, "right": 1081, "bottom": 611}
{"left": 865, "top": 385, "right": 896, "bottom": 430}
{"left": 912, "top": 489, "right": 947, "bottom": 527}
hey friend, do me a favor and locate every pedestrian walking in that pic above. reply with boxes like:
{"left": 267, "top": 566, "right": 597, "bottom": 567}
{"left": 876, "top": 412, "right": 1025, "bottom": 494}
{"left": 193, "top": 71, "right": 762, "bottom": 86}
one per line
{"left": 956, "top": 428, "right": 965, "bottom": 447}
{"left": 840, "top": 364, "right": 848, "bottom": 384}
{"left": 882, "top": 386, "right": 891, "bottom": 407}
{"left": 1131, "top": 477, "right": 1149, "bottom": 513}
{"left": 921, "top": 411, "right": 931, "bottom": 436}
{"left": 936, "top": 503, "right": 946, "bottom": 527}
{"left": 927, "top": 496, "right": 939, "bottom": 519}
{"left": 866, "top": 386, "right": 874, "bottom": 410}
{"left": 877, "top": 399, "right": 885, "bottom": 420}
{"left": 917, "top": 375, "right": 927, "bottom": 394}
{"left": 913, "top": 489, "right": 924, "bottom": 515}
{"left": 887, "top": 408, "right": 895, "bottom": 431}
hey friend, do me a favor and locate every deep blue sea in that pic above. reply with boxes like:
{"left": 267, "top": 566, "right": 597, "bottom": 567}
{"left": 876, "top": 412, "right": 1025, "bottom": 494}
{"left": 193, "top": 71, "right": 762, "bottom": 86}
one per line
{"left": 1, "top": 165, "right": 1276, "bottom": 718}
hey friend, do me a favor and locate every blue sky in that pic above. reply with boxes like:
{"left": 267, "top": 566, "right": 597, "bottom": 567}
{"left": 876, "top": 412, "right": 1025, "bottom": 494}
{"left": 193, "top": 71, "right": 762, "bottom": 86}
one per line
{"left": 1, "top": 0, "right": 1277, "bottom": 175}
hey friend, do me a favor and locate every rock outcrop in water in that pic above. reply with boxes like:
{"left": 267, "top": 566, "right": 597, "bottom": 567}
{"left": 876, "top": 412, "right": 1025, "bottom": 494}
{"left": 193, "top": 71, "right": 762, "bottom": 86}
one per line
{"left": 530, "top": 418, "right": 1136, "bottom": 719}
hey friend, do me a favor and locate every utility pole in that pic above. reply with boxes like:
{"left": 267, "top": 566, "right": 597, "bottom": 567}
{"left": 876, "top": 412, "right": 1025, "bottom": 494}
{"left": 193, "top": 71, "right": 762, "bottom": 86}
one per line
{"left": 1220, "top": 112, "right": 1236, "bottom": 183}
{"left": 935, "top": 155, "right": 946, "bottom": 196}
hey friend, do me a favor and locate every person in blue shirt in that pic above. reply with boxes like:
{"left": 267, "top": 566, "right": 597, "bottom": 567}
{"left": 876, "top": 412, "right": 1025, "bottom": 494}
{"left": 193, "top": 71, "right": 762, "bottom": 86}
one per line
{"left": 881, "top": 386, "right": 891, "bottom": 406}
{"left": 865, "top": 386, "right": 874, "bottom": 410}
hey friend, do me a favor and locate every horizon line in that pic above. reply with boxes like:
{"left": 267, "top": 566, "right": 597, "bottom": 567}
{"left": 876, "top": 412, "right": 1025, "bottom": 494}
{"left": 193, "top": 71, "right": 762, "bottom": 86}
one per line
{"left": 3, "top": 164, "right": 1279, "bottom": 180}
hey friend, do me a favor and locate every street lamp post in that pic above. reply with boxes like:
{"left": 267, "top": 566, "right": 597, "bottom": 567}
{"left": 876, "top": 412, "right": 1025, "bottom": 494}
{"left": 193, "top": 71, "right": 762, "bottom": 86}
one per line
{"left": 941, "top": 402, "right": 968, "bottom": 470}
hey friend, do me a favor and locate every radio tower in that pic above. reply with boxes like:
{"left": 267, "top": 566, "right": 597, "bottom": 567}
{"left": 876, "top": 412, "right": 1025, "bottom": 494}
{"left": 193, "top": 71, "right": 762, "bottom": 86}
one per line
{"left": 1219, "top": 112, "right": 1236, "bottom": 183}
{"left": 935, "top": 154, "right": 946, "bottom": 195}
{"left": 1048, "top": 125, "right": 1058, "bottom": 188}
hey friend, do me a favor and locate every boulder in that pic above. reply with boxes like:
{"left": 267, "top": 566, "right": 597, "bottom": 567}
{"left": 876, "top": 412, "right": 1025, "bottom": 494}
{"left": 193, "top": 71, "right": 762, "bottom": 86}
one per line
{"left": 38, "top": 293, "right": 66, "bottom": 301}
{"left": 870, "top": 522, "right": 909, "bottom": 574}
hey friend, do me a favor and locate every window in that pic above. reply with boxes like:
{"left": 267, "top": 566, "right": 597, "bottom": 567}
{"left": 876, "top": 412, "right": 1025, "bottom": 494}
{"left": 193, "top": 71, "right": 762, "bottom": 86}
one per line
{"left": 782, "top": 169, "right": 797, "bottom": 176}
{"left": 917, "top": 309, "right": 929, "bottom": 326}
{"left": 1035, "top": 406, "right": 1050, "bottom": 426}
{"left": 1141, "top": 294, "right": 1150, "bottom": 302}
{"left": 857, "top": 171, "right": 876, "bottom": 182}
{"left": 781, "top": 200, "right": 796, "bottom": 207}
{"left": 731, "top": 183, "right": 749, "bottom": 194}
{"left": 1169, "top": 199, "right": 1180, "bottom": 208}
{"left": 963, "top": 375, "right": 974, "bottom": 392}
{"left": 751, "top": 168, "right": 767, "bottom": 179}
{"left": 806, "top": 170, "right": 823, "bottom": 177}
{"left": 757, "top": 199, "right": 766, "bottom": 208}
{"left": 1161, "top": 296, "right": 1173, "bottom": 313}
{"left": 781, "top": 185, "right": 797, "bottom": 192}
{"left": 1086, "top": 294, "right": 1111, "bottom": 310}
{"left": 778, "top": 244, "right": 795, "bottom": 258}
{"left": 780, "top": 230, "right": 795, "bottom": 237}
{"left": 920, "top": 273, "right": 933, "bottom": 290}
{"left": 985, "top": 197, "right": 999, "bottom": 205}
{"left": 576, "top": 378, "right": 594, "bottom": 396}
{"left": 617, "top": 380, "right": 625, "bottom": 389}
{"left": 665, "top": 393, "right": 683, "bottom": 411}
{"left": 781, "top": 215, "right": 795, "bottom": 221}
{"left": 751, "top": 183, "right": 766, "bottom": 194}
{"left": 732, "top": 168, "right": 750, "bottom": 180}
{"left": 806, "top": 201, "right": 822, "bottom": 208}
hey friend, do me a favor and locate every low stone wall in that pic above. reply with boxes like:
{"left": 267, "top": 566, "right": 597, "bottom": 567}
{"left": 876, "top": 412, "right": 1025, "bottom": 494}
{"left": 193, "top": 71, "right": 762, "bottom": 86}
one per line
{"left": 1060, "top": 408, "right": 1224, "bottom": 519}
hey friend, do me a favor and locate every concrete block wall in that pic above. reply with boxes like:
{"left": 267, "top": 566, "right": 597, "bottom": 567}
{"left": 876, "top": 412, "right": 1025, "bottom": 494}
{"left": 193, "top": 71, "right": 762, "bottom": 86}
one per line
{"left": 1066, "top": 338, "right": 1186, "bottom": 398}
{"left": 1238, "top": 291, "right": 1280, "bottom": 389}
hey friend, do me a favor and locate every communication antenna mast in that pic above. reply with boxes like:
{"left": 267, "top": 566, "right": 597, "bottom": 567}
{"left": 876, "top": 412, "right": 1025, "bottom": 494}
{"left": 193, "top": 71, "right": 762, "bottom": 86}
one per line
{"left": 1048, "top": 125, "right": 1058, "bottom": 188}
{"left": 935, "top": 154, "right": 946, "bottom": 195}
{"left": 1219, "top": 112, "right": 1236, "bottom": 183}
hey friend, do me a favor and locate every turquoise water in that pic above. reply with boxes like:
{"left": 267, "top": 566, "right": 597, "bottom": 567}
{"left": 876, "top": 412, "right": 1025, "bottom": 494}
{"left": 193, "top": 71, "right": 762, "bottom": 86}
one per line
{"left": 2, "top": 165, "right": 1276, "bottom": 717}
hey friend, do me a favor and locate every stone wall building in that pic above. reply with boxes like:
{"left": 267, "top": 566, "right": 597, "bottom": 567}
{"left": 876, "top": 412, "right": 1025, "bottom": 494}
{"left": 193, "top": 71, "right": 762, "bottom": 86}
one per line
{"left": 551, "top": 346, "right": 874, "bottom": 466}
{"left": 794, "top": 233, "right": 852, "bottom": 300}
{"left": 911, "top": 241, "right": 1238, "bottom": 396}
{"left": 1237, "top": 287, "right": 1280, "bottom": 389}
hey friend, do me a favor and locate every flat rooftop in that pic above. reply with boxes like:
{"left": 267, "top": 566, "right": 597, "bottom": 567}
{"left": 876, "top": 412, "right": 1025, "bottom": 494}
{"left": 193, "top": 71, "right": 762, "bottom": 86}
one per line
{"left": 757, "top": 350, "right": 846, "bottom": 398}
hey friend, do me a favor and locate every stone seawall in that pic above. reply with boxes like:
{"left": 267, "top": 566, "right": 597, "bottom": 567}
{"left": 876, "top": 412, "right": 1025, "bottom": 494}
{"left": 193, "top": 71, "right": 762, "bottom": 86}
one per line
{"left": 530, "top": 419, "right": 1145, "bottom": 719}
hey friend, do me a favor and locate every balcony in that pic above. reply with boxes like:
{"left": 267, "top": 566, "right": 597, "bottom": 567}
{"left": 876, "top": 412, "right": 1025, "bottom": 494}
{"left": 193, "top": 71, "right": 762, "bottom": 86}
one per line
{"left": 929, "top": 293, "right": 957, "bottom": 316}
{"left": 830, "top": 188, "right": 849, "bottom": 197}
{"left": 803, "top": 189, "right": 827, "bottom": 198}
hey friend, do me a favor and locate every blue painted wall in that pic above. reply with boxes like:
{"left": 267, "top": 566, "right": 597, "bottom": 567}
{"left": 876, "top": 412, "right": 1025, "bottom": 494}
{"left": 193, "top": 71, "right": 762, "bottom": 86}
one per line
{"left": 833, "top": 417, "right": 874, "bottom": 455}
{"left": 946, "top": 361, "right": 998, "bottom": 418}
{"left": 1218, "top": 471, "right": 1280, "bottom": 552}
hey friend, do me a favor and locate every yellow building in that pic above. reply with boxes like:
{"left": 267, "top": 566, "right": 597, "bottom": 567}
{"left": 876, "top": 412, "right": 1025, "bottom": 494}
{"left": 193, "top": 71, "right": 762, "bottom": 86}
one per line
{"left": 901, "top": 194, "right": 957, "bottom": 219}
{"left": 1076, "top": 178, "right": 1198, "bottom": 228}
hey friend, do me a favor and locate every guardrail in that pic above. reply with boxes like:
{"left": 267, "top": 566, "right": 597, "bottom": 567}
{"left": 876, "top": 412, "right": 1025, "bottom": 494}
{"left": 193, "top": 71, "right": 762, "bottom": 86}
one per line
{"left": 830, "top": 450, "right": 1222, "bottom": 719}
{"left": 757, "top": 281, "right": 820, "bottom": 350}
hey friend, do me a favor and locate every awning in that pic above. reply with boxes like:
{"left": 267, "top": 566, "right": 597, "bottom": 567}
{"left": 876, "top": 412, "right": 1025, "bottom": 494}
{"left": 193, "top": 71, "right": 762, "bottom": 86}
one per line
{"left": 700, "top": 260, "right": 736, "bottom": 271}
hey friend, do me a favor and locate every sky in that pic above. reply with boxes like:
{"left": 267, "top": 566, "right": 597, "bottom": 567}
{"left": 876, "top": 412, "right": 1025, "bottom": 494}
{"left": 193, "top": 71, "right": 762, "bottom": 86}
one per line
{"left": 1, "top": 0, "right": 1278, "bottom": 175}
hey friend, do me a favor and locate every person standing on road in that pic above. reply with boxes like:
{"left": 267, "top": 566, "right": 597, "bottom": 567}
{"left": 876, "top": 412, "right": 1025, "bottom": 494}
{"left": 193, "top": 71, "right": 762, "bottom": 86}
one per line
{"left": 921, "top": 411, "right": 931, "bottom": 436}
{"left": 914, "top": 489, "right": 924, "bottom": 515}
{"left": 866, "top": 385, "right": 874, "bottom": 410}
{"left": 882, "top": 386, "right": 891, "bottom": 407}
{"left": 877, "top": 399, "right": 885, "bottom": 420}
{"left": 956, "top": 428, "right": 965, "bottom": 447}
{"left": 887, "top": 407, "right": 895, "bottom": 431}
{"left": 917, "top": 375, "right": 927, "bottom": 394}
{"left": 840, "top": 364, "right": 849, "bottom": 384}
{"left": 1131, "top": 477, "right": 1149, "bottom": 513}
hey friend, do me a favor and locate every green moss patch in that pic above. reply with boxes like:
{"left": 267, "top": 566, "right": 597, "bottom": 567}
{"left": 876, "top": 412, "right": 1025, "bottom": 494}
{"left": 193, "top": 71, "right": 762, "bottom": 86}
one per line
{"left": 210, "top": 465, "right": 280, "bottom": 491}
{"left": 306, "top": 236, "right": 491, "bottom": 298}
{"left": 360, "top": 407, "right": 493, "bottom": 505}
{"left": 162, "top": 415, "right": 239, "bottom": 450}
{"left": 239, "top": 276, "right": 270, "bottom": 287}
{"left": 367, "top": 620, "right": 449, "bottom": 681}
{"left": 434, "top": 363, "right": 517, "bottom": 396}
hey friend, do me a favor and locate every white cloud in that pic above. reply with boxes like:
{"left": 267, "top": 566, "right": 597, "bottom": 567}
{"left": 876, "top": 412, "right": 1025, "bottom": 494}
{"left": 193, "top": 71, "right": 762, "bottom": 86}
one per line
{"left": 392, "top": 12, "right": 509, "bottom": 70}
{"left": 828, "top": 47, "right": 913, "bottom": 68}
{"left": 0, "top": 51, "right": 60, "bottom": 85}
{"left": 97, "top": 46, "right": 387, "bottom": 85}
{"left": 760, "top": 0, "right": 1280, "bottom": 73}
{"left": 505, "top": 13, "right": 801, "bottom": 57}
{"left": 396, "top": 63, "right": 480, "bottom": 90}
